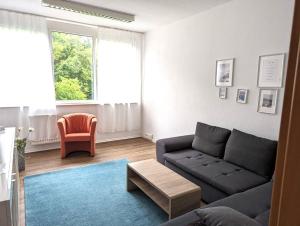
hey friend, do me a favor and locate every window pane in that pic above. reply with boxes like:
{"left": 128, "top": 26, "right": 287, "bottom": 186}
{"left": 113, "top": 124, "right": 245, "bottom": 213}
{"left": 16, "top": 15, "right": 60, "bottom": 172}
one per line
{"left": 51, "top": 31, "right": 93, "bottom": 101}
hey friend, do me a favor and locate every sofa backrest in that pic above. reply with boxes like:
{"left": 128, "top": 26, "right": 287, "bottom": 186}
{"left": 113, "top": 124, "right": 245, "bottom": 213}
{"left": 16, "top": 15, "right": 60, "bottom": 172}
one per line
{"left": 192, "top": 122, "right": 231, "bottom": 158}
{"left": 224, "top": 129, "right": 277, "bottom": 178}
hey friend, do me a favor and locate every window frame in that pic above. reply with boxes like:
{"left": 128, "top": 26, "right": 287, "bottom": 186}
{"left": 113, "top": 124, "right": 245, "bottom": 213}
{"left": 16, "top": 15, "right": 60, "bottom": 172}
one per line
{"left": 47, "top": 19, "right": 98, "bottom": 104}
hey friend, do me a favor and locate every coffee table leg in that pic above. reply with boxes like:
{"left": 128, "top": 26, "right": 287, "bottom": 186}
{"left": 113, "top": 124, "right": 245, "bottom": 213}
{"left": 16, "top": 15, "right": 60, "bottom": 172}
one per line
{"left": 127, "top": 166, "right": 137, "bottom": 191}
{"left": 169, "top": 190, "right": 201, "bottom": 219}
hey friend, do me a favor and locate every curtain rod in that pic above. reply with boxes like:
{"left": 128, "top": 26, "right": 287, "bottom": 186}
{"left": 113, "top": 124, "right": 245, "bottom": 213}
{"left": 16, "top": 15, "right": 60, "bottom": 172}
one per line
{"left": 0, "top": 8, "right": 144, "bottom": 34}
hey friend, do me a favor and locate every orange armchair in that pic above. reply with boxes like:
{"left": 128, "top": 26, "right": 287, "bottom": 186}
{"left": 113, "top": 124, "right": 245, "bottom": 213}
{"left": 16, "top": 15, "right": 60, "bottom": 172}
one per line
{"left": 57, "top": 113, "right": 97, "bottom": 158}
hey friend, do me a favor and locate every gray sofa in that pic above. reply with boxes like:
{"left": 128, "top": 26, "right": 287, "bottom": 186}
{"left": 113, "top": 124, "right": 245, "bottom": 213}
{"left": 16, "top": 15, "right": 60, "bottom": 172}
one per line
{"left": 156, "top": 122, "right": 277, "bottom": 226}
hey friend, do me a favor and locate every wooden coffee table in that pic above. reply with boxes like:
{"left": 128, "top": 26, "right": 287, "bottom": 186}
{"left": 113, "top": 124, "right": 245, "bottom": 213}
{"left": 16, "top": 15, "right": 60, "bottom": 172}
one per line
{"left": 127, "top": 159, "right": 201, "bottom": 219}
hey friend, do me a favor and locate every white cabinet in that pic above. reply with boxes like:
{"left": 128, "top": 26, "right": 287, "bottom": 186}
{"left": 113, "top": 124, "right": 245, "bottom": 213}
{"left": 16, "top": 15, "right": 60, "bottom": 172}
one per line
{"left": 0, "top": 128, "right": 19, "bottom": 226}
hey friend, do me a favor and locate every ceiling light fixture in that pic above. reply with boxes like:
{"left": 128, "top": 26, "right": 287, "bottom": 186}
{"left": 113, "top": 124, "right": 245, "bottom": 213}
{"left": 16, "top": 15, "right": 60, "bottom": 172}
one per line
{"left": 41, "top": 0, "right": 135, "bottom": 23}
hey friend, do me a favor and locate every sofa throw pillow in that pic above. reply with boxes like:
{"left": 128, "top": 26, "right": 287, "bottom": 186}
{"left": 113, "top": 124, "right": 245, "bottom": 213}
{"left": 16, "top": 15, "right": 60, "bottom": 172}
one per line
{"left": 192, "top": 122, "right": 231, "bottom": 157}
{"left": 194, "top": 207, "right": 261, "bottom": 226}
{"left": 224, "top": 129, "right": 277, "bottom": 178}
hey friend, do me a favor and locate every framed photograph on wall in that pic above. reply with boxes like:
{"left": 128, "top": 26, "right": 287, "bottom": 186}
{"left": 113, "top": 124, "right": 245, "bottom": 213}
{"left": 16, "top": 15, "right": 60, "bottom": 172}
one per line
{"left": 219, "top": 87, "right": 227, "bottom": 99}
{"left": 215, "top": 58, "right": 234, "bottom": 87}
{"left": 257, "top": 53, "right": 285, "bottom": 87}
{"left": 258, "top": 89, "right": 278, "bottom": 114}
{"left": 236, "top": 89, "right": 248, "bottom": 104}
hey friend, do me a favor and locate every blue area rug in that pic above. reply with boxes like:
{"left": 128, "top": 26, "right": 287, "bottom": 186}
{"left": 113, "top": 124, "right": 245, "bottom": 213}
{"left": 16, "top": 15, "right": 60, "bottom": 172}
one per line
{"left": 24, "top": 159, "right": 168, "bottom": 226}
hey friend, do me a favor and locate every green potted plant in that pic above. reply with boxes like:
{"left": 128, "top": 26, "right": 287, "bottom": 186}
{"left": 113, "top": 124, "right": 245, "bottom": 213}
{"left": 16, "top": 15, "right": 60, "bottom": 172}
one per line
{"left": 16, "top": 127, "right": 34, "bottom": 171}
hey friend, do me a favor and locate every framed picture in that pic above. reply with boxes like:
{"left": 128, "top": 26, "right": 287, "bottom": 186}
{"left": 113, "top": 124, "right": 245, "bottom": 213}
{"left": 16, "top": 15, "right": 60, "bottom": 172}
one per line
{"left": 219, "top": 87, "right": 227, "bottom": 99}
{"left": 257, "top": 53, "right": 285, "bottom": 87}
{"left": 236, "top": 89, "right": 248, "bottom": 104}
{"left": 258, "top": 89, "right": 278, "bottom": 114}
{"left": 215, "top": 58, "right": 234, "bottom": 87}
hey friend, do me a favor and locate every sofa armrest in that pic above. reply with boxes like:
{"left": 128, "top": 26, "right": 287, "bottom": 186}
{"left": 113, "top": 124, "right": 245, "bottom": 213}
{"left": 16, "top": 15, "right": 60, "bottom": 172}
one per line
{"left": 57, "top": 118, "right": 66, "bottom": 139}
{"left": 160, "top": 210, "right": 201, "bottom": 226}
{"left": 156, "top": 135, "right": 194, "bottom": 164}
{"left": 194, "top": 206, "right": 261, "bottom": 226}
{"left": 160, "top": 207, "right": 261, "bottom": 226}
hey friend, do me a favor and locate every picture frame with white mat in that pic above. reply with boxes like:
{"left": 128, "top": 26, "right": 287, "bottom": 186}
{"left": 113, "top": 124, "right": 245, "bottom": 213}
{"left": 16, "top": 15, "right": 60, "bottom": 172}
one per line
{"left": 258, "top": 89, "right": 278, "bottom": 114}
{"left": 236, "top": 89, "right": 248, "bottom": 104}
{"left": 219, "top": 87, "right": 227, "bottom": 99}
{"left": 215, "top": 58, "right": 234, "bottom": 87}
{"left": 257, "top": 53, "right": 285, "bottom": 88}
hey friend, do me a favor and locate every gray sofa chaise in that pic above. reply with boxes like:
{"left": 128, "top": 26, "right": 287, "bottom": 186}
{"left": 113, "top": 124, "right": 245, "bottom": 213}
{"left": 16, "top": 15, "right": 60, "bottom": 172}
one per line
{"left": 156, "top": 122, "right": 277, "bottom": 226}
{"left": 161, "top": 181, "right": 272, "bottom": 226}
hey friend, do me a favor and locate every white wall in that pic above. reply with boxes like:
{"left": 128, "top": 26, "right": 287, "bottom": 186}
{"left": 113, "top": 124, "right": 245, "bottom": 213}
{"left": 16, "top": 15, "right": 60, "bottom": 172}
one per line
{"left": 143, "top": 0, "right": 295, "bottom": 141}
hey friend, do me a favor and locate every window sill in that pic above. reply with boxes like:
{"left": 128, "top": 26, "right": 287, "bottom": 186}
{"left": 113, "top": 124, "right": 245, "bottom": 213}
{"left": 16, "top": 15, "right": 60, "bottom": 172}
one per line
{"left": 56, "top": 101, "right": 99, "bottom": 106}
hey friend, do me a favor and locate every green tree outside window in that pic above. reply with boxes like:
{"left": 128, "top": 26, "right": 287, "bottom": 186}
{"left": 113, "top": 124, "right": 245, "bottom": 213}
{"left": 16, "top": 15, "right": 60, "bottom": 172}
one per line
{"left": 52, "top": 32, "right": 93, "bottom": 100}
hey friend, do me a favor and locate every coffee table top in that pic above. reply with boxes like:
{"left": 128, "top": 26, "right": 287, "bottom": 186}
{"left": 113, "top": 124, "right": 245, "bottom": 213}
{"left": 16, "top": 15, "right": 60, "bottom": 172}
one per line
{"left": 128, "top": 159, "right": 201, "bottom": 198}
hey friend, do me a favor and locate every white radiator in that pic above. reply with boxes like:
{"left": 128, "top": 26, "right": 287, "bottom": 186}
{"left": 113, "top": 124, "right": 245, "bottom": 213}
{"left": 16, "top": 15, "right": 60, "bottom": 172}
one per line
{"left": 28, "top": 115, "right": 59, "bottom": 145}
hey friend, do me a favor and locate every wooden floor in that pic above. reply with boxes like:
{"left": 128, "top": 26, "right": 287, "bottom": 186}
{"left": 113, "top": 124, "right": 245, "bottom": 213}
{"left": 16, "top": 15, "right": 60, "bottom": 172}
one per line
{"left": 19, "top": 138, "right": 156, "bottom": 226}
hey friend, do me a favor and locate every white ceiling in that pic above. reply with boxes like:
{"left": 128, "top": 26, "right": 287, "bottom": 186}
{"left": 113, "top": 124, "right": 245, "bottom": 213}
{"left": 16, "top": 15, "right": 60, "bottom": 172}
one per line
{"left": 0, "top": 0, "right": 231, "bottom": 32}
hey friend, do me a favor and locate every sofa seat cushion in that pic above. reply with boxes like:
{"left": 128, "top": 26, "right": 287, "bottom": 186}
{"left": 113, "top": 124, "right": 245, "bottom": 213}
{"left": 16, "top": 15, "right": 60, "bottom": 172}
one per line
{"left": 224, "top": 129, "right": 277, "bottom": 178}
{"left": 192, "top": 122, "right": 231, "bottom": 157}
{"left": 65, "top": 133, "right": 91, "bottom": 142}
{"left": 164, "top": 149, "right": 267, "bottom": 195}
{"left": 163, "top": 149, "right": 203, "bottom": 161}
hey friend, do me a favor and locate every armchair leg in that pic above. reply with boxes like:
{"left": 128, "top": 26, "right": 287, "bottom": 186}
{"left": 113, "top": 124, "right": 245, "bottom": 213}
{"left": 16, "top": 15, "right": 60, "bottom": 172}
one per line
{"left": 90, "top": 141, "right": 95, "bottom": 157}
{"left": 61, "top": 143, "right": 66, "bottom": 159}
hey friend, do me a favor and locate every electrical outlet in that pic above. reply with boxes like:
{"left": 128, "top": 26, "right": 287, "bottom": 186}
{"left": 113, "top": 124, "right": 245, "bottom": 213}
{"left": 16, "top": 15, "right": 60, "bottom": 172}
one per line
{"left": 143, "top": 133, "right": 153, "bottom": 141}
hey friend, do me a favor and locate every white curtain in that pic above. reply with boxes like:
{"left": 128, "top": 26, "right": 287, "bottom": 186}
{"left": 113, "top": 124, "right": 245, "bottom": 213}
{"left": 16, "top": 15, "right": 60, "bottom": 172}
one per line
{"left": 97, "top": 27, "right": 142, "bottom": 133}
{"left": 0, "top": 10, "right": 56, "bottom": 115}
{"left": 97, "top": 27, "right": 142, "bottom": 104}
{"left": 0, "top": 11, "right": 57, "bottom": 143}
{"left": 96, "top": 103, "right": 141, "bottom": 133}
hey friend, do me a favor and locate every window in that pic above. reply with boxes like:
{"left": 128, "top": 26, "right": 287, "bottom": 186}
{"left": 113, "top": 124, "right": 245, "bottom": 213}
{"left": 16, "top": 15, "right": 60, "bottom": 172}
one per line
{"left": 51, "top": 31, "right": 94, "bottom": 101}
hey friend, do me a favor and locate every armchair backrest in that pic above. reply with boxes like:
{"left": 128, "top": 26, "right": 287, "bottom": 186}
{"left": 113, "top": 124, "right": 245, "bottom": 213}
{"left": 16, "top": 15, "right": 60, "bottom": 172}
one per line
{"left": 63, "top": 113, "right": 96, "bottom": 133}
